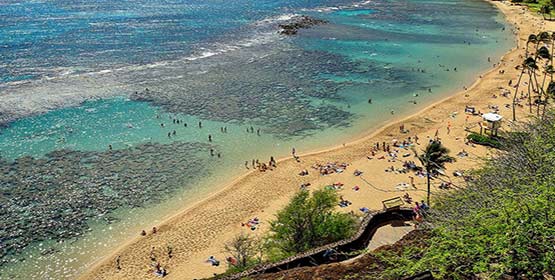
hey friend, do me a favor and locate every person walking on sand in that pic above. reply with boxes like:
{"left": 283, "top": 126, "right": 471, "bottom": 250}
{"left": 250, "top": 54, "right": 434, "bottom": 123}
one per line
{"left": 167, "top": 246, "right": 173, "bottom": 259}
{"left": 116, "top": 256, "right": 121, "bottom": 270}
{"left": 206, "top": 256, "right": 220, "bottom": 266}
{"left": 150, "top": 247, "right": 157, "bottom": 262}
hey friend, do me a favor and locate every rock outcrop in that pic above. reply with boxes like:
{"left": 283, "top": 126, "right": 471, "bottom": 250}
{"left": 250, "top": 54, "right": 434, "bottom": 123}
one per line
{"left": 278, "top": 15, "right": 329, "bottom": 35}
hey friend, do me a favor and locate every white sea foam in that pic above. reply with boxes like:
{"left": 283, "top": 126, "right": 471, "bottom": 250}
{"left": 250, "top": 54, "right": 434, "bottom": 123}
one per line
{"left": 0, "top": 12, "right": 288, "bottom": 125}
{"left": 299, "top": 0, "right": 373, "bottom": 13}
{"left": 253, "top": 13, "right": 299, "bottom": 26}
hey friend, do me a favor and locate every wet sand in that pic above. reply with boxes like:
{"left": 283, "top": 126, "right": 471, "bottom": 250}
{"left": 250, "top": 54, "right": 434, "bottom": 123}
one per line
{"left": 79, "top": 2, "right": 550, "bottom": 279}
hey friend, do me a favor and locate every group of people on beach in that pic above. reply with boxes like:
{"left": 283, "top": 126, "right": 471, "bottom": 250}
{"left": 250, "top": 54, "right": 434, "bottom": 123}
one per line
{"left": 119, "top": 227, "right": 173, "bottom": 277}
{"left": 312, "top": 161, "right": 349, "bottom": 175}
{"left": 245, "top": 156, "right": 277, "bottom": 172}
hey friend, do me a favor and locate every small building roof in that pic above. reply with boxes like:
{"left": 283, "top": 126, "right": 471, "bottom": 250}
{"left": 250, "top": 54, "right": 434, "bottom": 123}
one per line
{"left": 482, "top": 113, "right": 503, "bottom": 122}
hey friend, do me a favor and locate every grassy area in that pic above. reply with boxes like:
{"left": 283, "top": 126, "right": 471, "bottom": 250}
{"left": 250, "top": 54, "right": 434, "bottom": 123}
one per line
{"left": 466, "top": 132, "right": 503, "bottom": 148}
{"left": 516, "top": 0, "right": 555, "bottom": 17}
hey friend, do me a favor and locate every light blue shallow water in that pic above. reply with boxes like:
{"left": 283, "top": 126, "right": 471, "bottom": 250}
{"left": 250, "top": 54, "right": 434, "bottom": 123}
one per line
{"left": 0, "top": 0, "right": 514, "bottom": 278}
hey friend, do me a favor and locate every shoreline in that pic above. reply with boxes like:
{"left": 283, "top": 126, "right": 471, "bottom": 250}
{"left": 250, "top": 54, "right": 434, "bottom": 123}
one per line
{"left": 79, "top": 1, "right": 543, "bottom": 279}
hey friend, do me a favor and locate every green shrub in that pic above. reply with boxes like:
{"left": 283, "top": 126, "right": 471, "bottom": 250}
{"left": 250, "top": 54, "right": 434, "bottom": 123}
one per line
{"left": 265, "top": 189, "right": 358, "bottom": 257}
{"left": 467, "top": 133, "right": 502, "bottom": 148}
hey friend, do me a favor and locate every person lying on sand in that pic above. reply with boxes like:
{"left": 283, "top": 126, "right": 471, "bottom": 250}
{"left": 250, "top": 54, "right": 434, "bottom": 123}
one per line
{"left": 206, "top": 256, "right": 220, "bottom": 266}
{"left": 242, "top": 217, "right": 260, "bottom": 230}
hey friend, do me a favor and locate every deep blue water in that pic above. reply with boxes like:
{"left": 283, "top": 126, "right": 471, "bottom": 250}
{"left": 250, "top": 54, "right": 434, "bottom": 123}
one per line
{"left": 0, "top": 0, "right": 356, "bottom": 83}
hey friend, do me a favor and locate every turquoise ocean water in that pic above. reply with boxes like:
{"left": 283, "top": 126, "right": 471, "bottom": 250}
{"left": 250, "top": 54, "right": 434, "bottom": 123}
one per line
{"left": 0, "top": 0, "right": 513, "bottom": 278}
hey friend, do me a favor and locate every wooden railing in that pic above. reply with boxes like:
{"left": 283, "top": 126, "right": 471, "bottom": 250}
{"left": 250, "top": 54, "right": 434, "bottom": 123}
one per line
{"left": 213, "top": 207, "right": 414, "bottom": 280}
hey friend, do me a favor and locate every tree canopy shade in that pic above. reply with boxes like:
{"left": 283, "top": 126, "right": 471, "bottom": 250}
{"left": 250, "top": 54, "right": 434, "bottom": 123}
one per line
{"left": 266, "top": 189, "right": 357, "bottom": 257}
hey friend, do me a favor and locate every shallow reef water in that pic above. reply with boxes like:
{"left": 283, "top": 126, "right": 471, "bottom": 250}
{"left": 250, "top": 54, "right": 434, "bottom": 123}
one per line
{"left": 0, "top": 142, "right": 213, "bottom": 266}
{"left": 0, "top": 0, "right": 514, "bottom": 278}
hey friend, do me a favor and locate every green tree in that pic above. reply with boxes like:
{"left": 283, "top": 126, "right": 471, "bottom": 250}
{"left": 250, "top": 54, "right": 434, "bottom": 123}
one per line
{"left": 541, "top": 5, "right": 551, "bottom": 20}
{"left": 224, "top": 233, "right": 262, "bottom": 272}
{"left": 414, "top": 140, "right": 454, "bottom": 205}
{"left": 267, "top": 189, "right": 357, "bottom": 255}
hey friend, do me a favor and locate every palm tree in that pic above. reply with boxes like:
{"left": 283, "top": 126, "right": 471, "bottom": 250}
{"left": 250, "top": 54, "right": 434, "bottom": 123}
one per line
{"left": 526, "top": 34, "right": 537, "bottom": 57}
{"left": 524, "top": 57, "right": 539, "bottom": 113}
{"left": 512, "top": 57, "right": 537, "bottom": 121}
{"left": 415, "top": 140, "right": 454, "bottom": 205}
{"left": 547, "top": 81, "right": 555, "bottom": 101}
{"left": 550, "top": 32, "right": 555, "bottom": 79}
{"left": 541, "top": 5, "right": 551, "bottom": 21}
{"left": 537, "top": 46, "right": 550, "bottom": 59}
{"left": 534, "top": 47, "right": 550, "bottom": 116}
{"left": 538, "top": 31, "right": 550, "bottom": 44}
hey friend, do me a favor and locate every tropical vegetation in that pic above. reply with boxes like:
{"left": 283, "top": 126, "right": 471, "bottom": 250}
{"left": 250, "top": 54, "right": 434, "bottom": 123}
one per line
{"left": 265, "top": 189, "right": 358, "bottom": 260}
{"left": 467, "top": 132, "right": 503, "bottom": 148}
{"left": 223, "top": 189, "right": 358, "bottom": 273}
{"left": 414, "top": 141, "right": 455, "bottom": 205}
{"left": 373, "top": 112, "right": 555, "bottom": 279}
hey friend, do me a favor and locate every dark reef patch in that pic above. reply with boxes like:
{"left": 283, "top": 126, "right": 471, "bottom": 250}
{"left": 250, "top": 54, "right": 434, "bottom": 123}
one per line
{"left": 0, "top": 141, "right": 213, "bottom": 266}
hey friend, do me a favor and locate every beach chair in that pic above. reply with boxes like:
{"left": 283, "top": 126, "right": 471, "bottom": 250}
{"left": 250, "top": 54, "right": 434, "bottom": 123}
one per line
{"left": 382, "top": 197, "right": 404, "bottom": 211}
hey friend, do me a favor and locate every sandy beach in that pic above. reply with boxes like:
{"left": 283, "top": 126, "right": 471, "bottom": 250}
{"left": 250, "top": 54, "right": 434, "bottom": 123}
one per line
{"left": 79, "top": 2, "right": 551, "bottom": 279}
